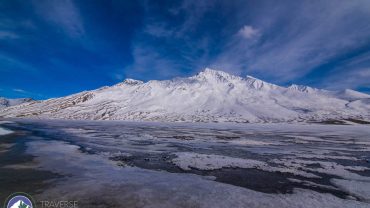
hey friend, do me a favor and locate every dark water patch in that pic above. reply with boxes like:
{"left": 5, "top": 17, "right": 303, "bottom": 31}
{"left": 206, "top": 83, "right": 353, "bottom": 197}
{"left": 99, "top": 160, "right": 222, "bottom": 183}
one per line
{"left": 0, "top": 136, "right": 35, "bottom": 166}
{"left": 172, "top": 135, "right": 195, "bottom": 140}
{"left": 130, "top": 140, "right": 157, "bottom": 146}
{"left": 210, "top": 168, "right": 350, "bottom": 198}
{"left": 164, "top": 143, "right": 198, "bottom": 152}
{"left": 78, "top": 145, "right": 97, "bottom": 155}
{"left": 311, "top": 120, "right": 348, "bottom": 125}
{"left": 199, "top": 168, "right": 350, "bottom": 199}
{"left": 335, "top": 158, "right": 370, "bottom": 168}
{"left": 0, "top": 168, "right": 60, "bottom": 202}
{"left": 0, "top": 132, "right": 62, "bottom": 203}
{"left": 110, "top": 153, "right": 182, "bottom": 172}
{"left": 107, "top": 152, "right": 353, "bottom": 199}
{"left": 345, "top": 118, "right": 370, "bottom": 124}
{"left": 348, "top": 169, "right": 370, "bottom": 177}
{"left": 215, "top": 135, "right": 240, "bottom": 140}
{"left": 194, "top": 145, "right": 271, "bottom": 162}
{"left": 304, "top": 163, "right": 322, "bottom": 168}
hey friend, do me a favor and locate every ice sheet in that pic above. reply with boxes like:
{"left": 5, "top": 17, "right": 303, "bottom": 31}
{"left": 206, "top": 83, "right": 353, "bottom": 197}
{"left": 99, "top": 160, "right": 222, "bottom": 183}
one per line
{"left": 3, "top": 119, "right": 370, "bottom": 207}
{"left": 26, "top": 140, "right": 369, "bottom": 208}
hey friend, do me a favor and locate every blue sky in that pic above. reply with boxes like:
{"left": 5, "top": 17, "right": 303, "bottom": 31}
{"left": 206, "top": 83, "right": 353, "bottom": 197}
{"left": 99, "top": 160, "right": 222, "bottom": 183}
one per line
{"left": 1, "top": 0, "right": 370, "bottom": 99}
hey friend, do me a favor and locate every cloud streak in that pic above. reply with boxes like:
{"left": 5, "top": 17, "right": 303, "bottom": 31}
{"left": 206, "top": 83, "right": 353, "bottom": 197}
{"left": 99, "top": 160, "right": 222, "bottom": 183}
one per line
{"left": 32, "top": 0, "right": 85, "bottom": 38}
{"left": 119, "top": 0, "right": 370, "bottom": 93}
{"left": 0, "top": 31, "right": 19, "bottom": 39}
{"left": 13, "top": 88, "right": 26, "bottom": 93}
{"left": 212, "top": 0, "right": 370, "bottom": 84}
{"left": 238, "top": 25, "right": 260, "bottom": 40}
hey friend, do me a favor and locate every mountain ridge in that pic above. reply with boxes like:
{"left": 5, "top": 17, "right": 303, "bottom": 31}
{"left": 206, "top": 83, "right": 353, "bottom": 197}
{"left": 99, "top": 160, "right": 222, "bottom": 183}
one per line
{"left": 0, "top": 68, "right": 369, "bottom": 123}
{"left": 0, "top": 97, "right": 34, "bottom": 109}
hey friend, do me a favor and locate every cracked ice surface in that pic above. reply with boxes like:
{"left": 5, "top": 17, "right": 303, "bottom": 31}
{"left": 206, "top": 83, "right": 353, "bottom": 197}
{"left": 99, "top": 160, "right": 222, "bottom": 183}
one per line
{"left": 2, "top": 119, "right": 370, "bottom": 207}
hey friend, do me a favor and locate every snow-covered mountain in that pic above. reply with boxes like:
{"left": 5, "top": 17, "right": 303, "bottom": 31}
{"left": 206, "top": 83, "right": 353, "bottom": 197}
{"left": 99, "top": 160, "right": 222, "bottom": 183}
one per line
{"left": 0, "top": 68, "right": 369, "bottom": 123}
{"left": 0, "top": 97, "right": 34, "bottom": 109}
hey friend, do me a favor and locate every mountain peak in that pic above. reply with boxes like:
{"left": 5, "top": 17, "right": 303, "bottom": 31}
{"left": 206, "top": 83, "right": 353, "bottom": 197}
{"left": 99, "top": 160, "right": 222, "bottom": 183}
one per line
{"left": 123, "top": 78, "right": 144, "bottom": 85}
{"left": 194, "top": 68, "right": 241, "bottom": 83}
{"left": 114, "top": 78, "right": 144, "bottom": 87}
{"left": 198, "top": 68, "right": 232, "bottom": 76}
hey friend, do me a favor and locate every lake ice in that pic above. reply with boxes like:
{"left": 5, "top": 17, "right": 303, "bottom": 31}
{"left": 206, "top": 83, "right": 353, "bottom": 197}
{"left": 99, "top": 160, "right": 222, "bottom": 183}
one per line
{"left": 0, "top": 119, "right": 369, "bottom": 207}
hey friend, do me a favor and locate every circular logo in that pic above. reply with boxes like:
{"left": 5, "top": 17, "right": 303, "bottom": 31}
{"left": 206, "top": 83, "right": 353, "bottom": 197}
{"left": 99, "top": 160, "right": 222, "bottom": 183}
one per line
{"left": 4, "top": 193, "right": 35, "bottom": 208}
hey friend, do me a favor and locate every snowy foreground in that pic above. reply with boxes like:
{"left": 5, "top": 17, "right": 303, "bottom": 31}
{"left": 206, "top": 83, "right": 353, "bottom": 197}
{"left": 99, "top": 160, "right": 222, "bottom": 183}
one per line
{"left": 1, "top": 68, "right": 369, "bottom": 123}
{"left": 1, "top": 120, "right": 370, "bottom": 208}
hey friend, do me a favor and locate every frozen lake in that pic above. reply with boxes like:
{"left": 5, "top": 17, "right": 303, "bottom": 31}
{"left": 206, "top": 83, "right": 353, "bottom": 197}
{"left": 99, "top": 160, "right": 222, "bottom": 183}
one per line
{"left": 0, "top": 119, "right": 370, "bottom": 207}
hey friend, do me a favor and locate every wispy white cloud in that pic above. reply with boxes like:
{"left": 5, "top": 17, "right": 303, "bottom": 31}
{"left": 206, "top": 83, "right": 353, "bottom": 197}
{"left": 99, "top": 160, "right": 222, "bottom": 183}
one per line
{"left": 123, "top": 0, "right": 217, "bottom": 80}
{"left": 238, "top": 25, "right": 260, "bottom": 40}
{"left": 0, "top": 31, "right": 19, "bottom": 39}
{"left": 124, "top": 0, "right": 370, "bottom": 91}
{"left": 0, "top": 18, "right": 36, "bottom": 42}
{"left": 11, "top": 88, "right": 45, "bottom": 98}
{"left": 32, "top": 0, "right": 84, "bottom": 38}
{"left": 315, "top": 51, "right": 370, "bottom": 91}
{"left": 0, "top": 54, "right": 38, "bottom": 72}
{"left": 123, "top": 44, "right": 183, "bottom": 80}
{"left": 13, "top": 88, "right": 27, "bottom": 93}
{"left": 112, "top": 73, "right": 124, "bottom": 81}
{"left": 226, "top": 1, "right": 369, "bottom": 82}
{"left": 323, "top": 68, "right": 370, "bottom": 91}
{"left": 144, "top": 23, "right": 173, "bottom": 38}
